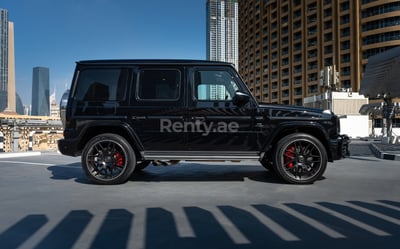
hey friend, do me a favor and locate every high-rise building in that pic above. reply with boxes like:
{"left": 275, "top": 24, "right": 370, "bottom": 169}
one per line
{"left": 31, "top": 67, "right": 50, "bottom": 116}
{"left": 7, "top": 21, "right": 15, "bottom": 112}
{"left": 0, "top": 8, "right": 16, "bottom": 113}
{"left": 198, "top": 84, "right": 227, "bottom": 100}
{"left": 49, "top": 88, "right": 60, "bottom": 117}
{"left": 206, "top": 0, "right": 239, "bottom": 68}
{"left": 0, "top": 9, "right": 8, "bottom": 112}
{"left": 239, "top": 0, "right": 400, "bottom": 106}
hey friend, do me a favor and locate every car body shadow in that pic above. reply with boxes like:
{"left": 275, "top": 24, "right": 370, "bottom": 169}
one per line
{"left": 47, "top": 162, "right": 91, "bottom": 184}
{"left": 47, "top": 162, "right": 287, "bottom": 184}
{"left": 135, "top": 162, "right": 326, "bottom": 184}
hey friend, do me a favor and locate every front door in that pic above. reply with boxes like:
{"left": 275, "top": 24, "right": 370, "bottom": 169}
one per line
{"left": 186, "top": 67, "right": 259, "bottom": 153}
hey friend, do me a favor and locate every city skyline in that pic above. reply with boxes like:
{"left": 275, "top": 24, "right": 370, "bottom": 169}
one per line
{"left": 1, "top": 0, "right": 206, "bottom": 107}
{"left": 4, "top": 0, "right": 399, "bottom": 111}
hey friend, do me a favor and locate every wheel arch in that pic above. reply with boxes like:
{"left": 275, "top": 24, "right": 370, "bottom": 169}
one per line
{"left": 77, "top": 122, "right": 144, "bottom": 159}
{"left": 263, "top": 123, "right": 333, "bottom": 162}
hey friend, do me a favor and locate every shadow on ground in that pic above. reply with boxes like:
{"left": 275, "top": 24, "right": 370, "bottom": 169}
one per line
{"left": 47, "top": 162, "right": 306, "bottom": 185}
{"left": 1, "top": 200, "right": 399, "bottom": 249}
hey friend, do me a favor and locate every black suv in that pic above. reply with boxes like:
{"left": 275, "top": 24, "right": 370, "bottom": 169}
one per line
{"left": 58, "top": 60, "right": 348, "bottom": 185}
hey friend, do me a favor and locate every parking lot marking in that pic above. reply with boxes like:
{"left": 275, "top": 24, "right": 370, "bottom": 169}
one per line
{"left": 242, "top": 205, "right": 300, "bottom": 242}
{"left": 0, "top": 160, "right": 54, "bottom": 166}
{"left": 347, "top": 202, "right": 400, "bottom": 226}
{"left": 279, "top": 204, "right": 346, "bottom": 239}
{"left": 0, "top": 152, "right": 41, "bottom": 159}
{"left": 129, "top": 208, "right": 146, "bottom": 249}
{"left": 314, "top": 203, "right": 391, "bottom": 236}
{"left": 71, "top": 211, "right": 104, "bottom": 249}
{"left": 208, "top": 206, "right": 251, "bottom": 244}
{"left": 168, "top": 206, "right": 196, "bottom": 238}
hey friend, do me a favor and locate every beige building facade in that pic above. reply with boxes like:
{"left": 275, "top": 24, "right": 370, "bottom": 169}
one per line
{"left": 239, "top": 0, "right": 400, "bottom": 105}
{"left": 7, "top": 21, "right": 15, "bottom": 112}
{"left": 0, "top": 113, "right": 62, "bottom": 153}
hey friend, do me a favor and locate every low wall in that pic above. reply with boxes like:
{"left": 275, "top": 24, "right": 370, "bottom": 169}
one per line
{"left": 0, "top": 117, "right": 63, "bottom": 152}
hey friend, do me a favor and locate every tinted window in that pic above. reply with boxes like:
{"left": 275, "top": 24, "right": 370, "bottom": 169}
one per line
{"left": 137, "top": 69, "right": 180, "bottom": 100}
{"left": 194, "top": 70, "right": 239, "bottom": 101}
{"left": 74, "top": 68, "right": 129, "bottom": 102}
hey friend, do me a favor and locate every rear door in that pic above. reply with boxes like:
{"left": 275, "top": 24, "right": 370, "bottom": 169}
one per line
{"left": 127, "top": 66, "right": 186, "bottom": 151}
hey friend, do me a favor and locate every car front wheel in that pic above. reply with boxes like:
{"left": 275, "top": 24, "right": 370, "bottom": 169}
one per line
{"left": 273, "top": 133, "right": 327, "bottom": 184}
{"left": 82, "top": 133, "right": 136, "bottom": 184}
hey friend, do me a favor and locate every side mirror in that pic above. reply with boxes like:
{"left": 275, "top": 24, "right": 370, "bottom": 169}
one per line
{"left": 233, "top": 91, "right": 250, "bottom": 106}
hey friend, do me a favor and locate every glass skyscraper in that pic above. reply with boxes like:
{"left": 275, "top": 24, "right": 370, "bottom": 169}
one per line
{"left": 31, "top": 67, "right": 50, "bottom": 116}
{"left": 206, "top": 0, "right": 239, "bottom": 68}
{"left": 0, "top": 9, "right": 8, "bottom": 112}
{"left": 0, "top": 8, "right": 16, "bottom": 113}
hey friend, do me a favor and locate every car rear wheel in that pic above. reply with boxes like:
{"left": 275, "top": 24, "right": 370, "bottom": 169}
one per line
{"left": 273, "top": 133, "right": 327, "bottom": 184}
{"left": 82, "top": 133, "right": 136, "bottom": 184}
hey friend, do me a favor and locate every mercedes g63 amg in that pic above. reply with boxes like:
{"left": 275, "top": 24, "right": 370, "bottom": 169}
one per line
{"left": 58, "top": 60, "right": 348, "bottom": 184}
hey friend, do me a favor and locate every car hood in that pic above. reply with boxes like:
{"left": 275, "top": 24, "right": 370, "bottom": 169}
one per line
{"left": 258, "top": 103, "right": 334, "bottom": 120}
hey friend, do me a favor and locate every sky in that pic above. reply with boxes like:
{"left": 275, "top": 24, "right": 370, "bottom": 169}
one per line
{"left": 1, "top": 0, "right": 206, "bottom": 106}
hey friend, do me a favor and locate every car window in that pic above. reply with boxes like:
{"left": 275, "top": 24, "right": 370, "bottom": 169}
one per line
{"left": 194, "top": 70, "right": 239, "bottom": 101}
{"left": 74, "top": 68, "right": 129, "bottom": 102}
{"left": 137, "top": 69, "right": 181, "bottom": 100}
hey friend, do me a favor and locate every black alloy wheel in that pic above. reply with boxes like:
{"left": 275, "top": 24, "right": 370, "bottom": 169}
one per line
{"left": 273, "top": 133, "right": 327, "bottom": 184}
{"left": 82, "top": 133, "right": 136, "bottom": 184}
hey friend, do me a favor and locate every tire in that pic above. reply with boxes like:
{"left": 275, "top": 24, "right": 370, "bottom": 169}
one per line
{"left": 273, "top": 133, "right": 327, "bottom": 184}
{"left": 134, "top": 161, "right": 151, "bottom": 172}
{"left": 81, "top": 133, "right": 136, "bottom": 184}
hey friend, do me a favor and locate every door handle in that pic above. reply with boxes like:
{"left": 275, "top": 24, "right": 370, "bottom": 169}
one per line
{"left": 131, "top": 116, "right": 146, "bottom": 120}
{"left": 192, "top": 116, "right": 206, "bottom": 121}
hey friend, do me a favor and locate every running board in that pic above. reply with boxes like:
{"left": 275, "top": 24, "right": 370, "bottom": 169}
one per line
{"left": 142, "top": 151, "right": 262, "bottom": 161}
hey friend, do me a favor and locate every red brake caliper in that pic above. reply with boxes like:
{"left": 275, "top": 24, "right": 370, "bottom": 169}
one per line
{"left": 114, "top": 152, "right": 125, "bottom": 167}
{"left": 284, "top": 146, "right": 295, "bottom": 168}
